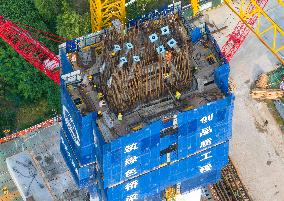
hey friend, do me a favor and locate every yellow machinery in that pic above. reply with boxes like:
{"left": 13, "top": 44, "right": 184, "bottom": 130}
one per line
{"left": 0, "top": 187, "right": 20, "bottom": 201}
{"left": 164, "top": 186, "right": 177, "bottom": 201}
{"left": 90, "top": 0, "right": 126, "bottom": 32}
{"left": 191, "top": 0, "right": 200, "bottom": 16}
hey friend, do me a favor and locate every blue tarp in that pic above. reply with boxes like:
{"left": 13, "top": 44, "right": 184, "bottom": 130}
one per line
{"left": 191, "top": 27, "right": 202, "bottom": 43}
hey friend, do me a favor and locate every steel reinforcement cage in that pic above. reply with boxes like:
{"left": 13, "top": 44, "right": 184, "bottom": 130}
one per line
{"left": 59, "top": 7, "right": 234, "bottom": 201}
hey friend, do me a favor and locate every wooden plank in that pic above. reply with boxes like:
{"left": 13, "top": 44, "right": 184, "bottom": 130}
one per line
{"left": 250, "top": 89, "right": 284, "bottom": 99}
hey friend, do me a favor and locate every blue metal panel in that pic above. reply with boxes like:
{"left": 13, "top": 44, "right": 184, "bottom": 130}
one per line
{"left": 127, "top": 6, "right": 174, "bottom": 28}
{"left": 61, "top": 84, "right": 99, "bottom": 165}
{"left": 88, "top": 183, "right": 100, "bottom": 200}
{"left": 191, "top": 27, "right": 202, "bottom": 43}
{"left": 180, "top": 169, "right": 221, "bottom": 194}
{"left": 94, "top": 170, "right": 222, "bottom": 201}
{"left": 106, "top": 141, "right": 229, "bottom": 201}
{"left": 66, "top": 39, "right": 79, "bottom": 53}
{"left": 178, "top": 122, "right": 232, "bottom": 157}
{"left": 60, "top": 129, "right": 94, "bottom": 188}
{"left": 102, "top": 94, "right": 233, "bottom": 187}
{"left": 61, "top": 84, "right": 82, "bottom": 147}
{"left": 60, "top": 49, "right": 73, "bottom": 75}
{"left": 93, "top": 123, "right": 106, "bottom": 169}
{"left": 102, "top": 121, "right": 163, "bottom": 186}
{"left": 61, "top": 85, "right": 99, "bottom": 146}
{"left": 61, "top": 113, "right": 97, "bottom": 166}
{"left": 214, "top": 63, "right": 230, "bottom": 95}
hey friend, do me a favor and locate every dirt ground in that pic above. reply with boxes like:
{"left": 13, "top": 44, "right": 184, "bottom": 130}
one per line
{"left": 205, "top": 2, "right": 284, "bottom": 201}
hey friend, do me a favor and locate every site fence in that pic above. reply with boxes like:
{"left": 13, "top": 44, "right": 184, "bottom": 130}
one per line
{"left": 0, "top": 116, "right": 61, "bottom": 144}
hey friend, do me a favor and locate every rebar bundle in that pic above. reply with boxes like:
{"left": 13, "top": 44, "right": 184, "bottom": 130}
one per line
{"left": 98, "top": 14, "right": 193, "bottom": 113}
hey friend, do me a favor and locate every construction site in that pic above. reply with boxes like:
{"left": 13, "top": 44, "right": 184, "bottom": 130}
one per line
{"left": 0, "top": 0, "right": 284, "bottom": 200}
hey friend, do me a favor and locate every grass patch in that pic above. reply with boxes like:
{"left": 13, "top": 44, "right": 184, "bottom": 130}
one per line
{"left": 265, "top": 99, "right": 284, "bottom": 132}
{"left": 0, "top": 97, "right": 58, "bottom": 138}
{"left": 0, "top": 97, "right": 17, "bottom": 137}
{"left": 16, "top": 99, "right": 53, "bottom": 130}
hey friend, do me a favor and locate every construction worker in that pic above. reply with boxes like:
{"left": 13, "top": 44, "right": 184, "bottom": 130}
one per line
{"left": 97, "top": 92, "right": 103, "bottom": 99}
{"left": 97, "top": 111, "right": 103, "bottom": 117}
{"left": 88, "top": 75, "right": 93, "bottom": 81}
{"left": 175, "top": 91, "right": 181, "bottom": 100}
{"left": 118, "top": 113, "right": 123, "bottom": 121}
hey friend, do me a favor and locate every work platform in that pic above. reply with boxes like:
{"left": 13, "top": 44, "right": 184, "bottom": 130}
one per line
{"left": 59, "top": 7, "right": 234, "bottom": 201}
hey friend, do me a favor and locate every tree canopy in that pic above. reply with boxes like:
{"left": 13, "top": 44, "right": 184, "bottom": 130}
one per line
{"left": 34, "top": 0, "right": 62, "bottom": 22}
{"left": 0, "top": 0, "right": 62, "bottom": 137}
{"left": 56, "top": 0, "right": 91, "bottom": 39}
{"left": 126, "top": 0, "right": 170, "bottom": 20}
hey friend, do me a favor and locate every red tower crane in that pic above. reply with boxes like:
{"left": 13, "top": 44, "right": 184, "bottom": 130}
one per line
{"left": 221, "top": 0, "right": 268, "bottom": 61}
{"left": 0, "top": 16, "right": 66, "bottom": 84}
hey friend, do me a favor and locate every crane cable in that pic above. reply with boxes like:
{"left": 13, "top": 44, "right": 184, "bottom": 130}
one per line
{"left": 13, "top": 21, "right": 69, "bottom": 43}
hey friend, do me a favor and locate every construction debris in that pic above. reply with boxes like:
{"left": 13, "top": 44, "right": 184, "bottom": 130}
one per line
{"left": 250, "top": 89, "right": 284, "bottom": 100}
{"left": 255, "top": 74, "right": 268, "bottom": 89}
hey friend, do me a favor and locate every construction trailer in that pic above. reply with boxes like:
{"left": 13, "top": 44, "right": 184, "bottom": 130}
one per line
{"left": 59, "top": 7, "right": 234, "bottom": 201}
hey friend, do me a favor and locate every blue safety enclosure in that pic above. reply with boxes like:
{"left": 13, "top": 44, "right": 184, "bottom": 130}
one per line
{"left": 59, "top": 5, "right": 234, "bottom": 201}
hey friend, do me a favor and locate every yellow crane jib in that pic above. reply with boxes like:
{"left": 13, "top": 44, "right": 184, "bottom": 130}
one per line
{"left": 90, "top": 0, "right": 126, "bottom": 32}
{"left": 223, "top": 0, "right": 284, "bottom": 65}
{"left": 191, "top": 0, "right": 200, "bottom": 16}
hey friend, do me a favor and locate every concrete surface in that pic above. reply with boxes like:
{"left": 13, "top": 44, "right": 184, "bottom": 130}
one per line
{"left": 0, "top": 123, "right": 89, "bottom": 201}
{"left": 6, "top": 152, "right": 53, "bottom": 201}
{"left": 206, "top": 2, "right": 284, "bottom": 201}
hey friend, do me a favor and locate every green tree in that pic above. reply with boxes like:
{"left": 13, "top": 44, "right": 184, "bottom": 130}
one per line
{"left": 56, "top": 0, "right": 91, "bottom": 39}
{"left": 126, "top": 0, "right": 164, "bottom": 20}
{"left": 0, "top": 0, "right": 61, "bottom": 133}
{"left": 68, "top": 0, "right": 90, "bottom": 15}
{"left": 33, "top": 0, "right": 62, "bottom": 31}
{"left": 34, "top": 0, "right": 62, "bottom": 21}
